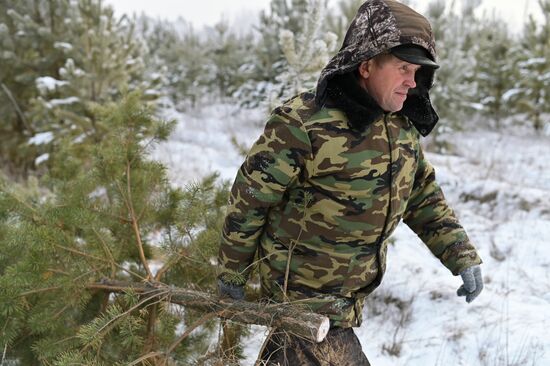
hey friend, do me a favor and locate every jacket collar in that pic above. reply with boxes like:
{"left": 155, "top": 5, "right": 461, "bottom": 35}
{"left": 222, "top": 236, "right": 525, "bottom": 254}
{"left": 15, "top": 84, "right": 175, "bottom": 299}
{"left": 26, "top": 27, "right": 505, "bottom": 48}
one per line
{"left": 325, "top": 73, "right": 384, "bottom": 130}
{"left": 323, "top": 73, "right": 438, "bottom": 136}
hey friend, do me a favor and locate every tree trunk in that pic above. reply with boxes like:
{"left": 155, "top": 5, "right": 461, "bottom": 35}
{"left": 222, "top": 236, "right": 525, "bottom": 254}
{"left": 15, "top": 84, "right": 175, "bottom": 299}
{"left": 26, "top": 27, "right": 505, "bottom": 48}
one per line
{"left": 89, "top": 280, "right": 330, "bottom": 343}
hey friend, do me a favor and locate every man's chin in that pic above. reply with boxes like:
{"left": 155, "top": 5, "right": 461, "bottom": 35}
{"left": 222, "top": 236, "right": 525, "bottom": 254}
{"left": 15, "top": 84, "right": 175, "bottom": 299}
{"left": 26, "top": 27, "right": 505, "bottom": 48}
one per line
{"left": 389, "top": 103, "right": 405, "bottom": 113}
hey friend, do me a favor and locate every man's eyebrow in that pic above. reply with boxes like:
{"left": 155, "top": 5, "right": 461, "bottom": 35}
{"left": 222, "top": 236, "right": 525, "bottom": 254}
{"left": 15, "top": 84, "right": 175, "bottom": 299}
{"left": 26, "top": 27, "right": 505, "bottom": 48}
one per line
{"left": 395, "top": 61, "right": 422, "bottom": 70}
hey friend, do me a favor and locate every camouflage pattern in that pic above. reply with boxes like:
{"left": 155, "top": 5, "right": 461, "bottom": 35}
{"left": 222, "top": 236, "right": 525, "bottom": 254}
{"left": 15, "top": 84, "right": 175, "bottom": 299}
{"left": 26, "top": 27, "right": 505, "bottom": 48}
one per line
{"left": 218, "top": 92, "right": 482, "bottom": 327}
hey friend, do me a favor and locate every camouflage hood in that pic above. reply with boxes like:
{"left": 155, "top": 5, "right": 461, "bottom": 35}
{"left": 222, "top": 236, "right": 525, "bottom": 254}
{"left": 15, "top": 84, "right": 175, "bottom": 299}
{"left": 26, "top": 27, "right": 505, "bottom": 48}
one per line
{"left": 316, "top": 0, "right": 439, "bottom": 135}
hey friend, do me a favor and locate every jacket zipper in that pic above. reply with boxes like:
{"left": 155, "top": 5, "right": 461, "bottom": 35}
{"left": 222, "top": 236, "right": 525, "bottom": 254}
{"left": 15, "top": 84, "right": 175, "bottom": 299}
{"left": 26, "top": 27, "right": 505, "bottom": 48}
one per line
{"left": 374, "top": 113, "right": 394, "bottom": 274}
{"left": 352, "top": 113, "right": 394, "bottom": 318}
{"left": 364, "top": 113, "right": 394, "bottom": 294}
{"left": 379, "top": 113, "right": 394, "bottom": 247}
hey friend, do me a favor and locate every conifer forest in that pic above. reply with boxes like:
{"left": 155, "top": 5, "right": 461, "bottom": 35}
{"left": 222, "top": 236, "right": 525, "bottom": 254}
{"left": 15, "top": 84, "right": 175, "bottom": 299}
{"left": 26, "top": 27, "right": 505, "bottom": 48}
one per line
{"left": 0, "top": 0, "right": 549, "bottom": 365}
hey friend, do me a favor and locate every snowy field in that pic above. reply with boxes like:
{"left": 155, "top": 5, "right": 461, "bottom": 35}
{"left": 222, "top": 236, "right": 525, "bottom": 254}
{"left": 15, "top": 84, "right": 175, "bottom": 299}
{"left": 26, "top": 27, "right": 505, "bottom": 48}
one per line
{"left": 153, "top": 102, "right": 550, "bottom": 365}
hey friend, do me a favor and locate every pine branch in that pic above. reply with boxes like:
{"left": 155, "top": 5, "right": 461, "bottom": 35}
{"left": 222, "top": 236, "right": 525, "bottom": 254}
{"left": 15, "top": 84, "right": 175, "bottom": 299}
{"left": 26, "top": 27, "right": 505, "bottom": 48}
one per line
{"left": 45, "top": 268, "right": 70, "bottom": 276}
{"left": 282, "top": 240, "right": 296, "bottom": 298}
{"left": 52, "top": 304, "right": 72, "bottom": 320}
{"left": 88, "top": 280, "right": 330, "bottom": 343}
{"left": 154, "top": 228, "right": 199, "bottom": 282}
{"left": 183, "top": 227, "right": 210, "bottom": 263}
{"left": 162, "top": 312, "right": 218, "bottom": 365}
{"left": 255, "top": 327, "right": 275, "bottom": 366}
{"left": 80, "top": 288, "right": 171, "bottom": 353}
{"left": 0, "top": 187, "right": 41, "bottom": 222}
{"left": 54, "top": 243, "right": 145, "bottom": 280}
{"left": 127, "top": 351, "right": 164, "bottom": 366}
{"left": 153, "top": 226, "right": 211, "bottom": 282}
{"left": 20, "top": 286, "right": 62, "bottom": 296}
{"left": 88, "top": 207, "right": 131, "bottom": 224}
{"left": 0, "top": 82, "right": 34, "bottom": 135}
{"left": 124, "top": 162, "right": 154, "bottom": 280}
{"left": 92, "top": 228, "right": 118, "bottom": 277}
{"left": 143, "top": 303, "right": 158, "bottom": 355}
{"left": 18, "top": 269, "right": 98, "bottom": 296}
{"left": 153, "top": 248, "right": 189, "bottom": 282}
{"left": 1, "top": 343, "right": 7, "bottom": 366}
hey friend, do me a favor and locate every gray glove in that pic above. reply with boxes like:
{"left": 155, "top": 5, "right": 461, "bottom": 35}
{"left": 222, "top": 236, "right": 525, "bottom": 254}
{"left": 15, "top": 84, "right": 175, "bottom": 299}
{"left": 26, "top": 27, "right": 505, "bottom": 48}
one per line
{"left": 217, "top": 279, "right": 244, "bottom": 301}
{"left": 457, "top": 265, "right": 483, "bottom": 303}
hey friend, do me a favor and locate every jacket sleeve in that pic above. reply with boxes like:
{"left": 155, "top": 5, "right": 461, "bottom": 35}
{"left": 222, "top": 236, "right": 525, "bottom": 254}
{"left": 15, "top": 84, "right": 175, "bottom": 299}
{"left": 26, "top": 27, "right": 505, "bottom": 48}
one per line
{"left": 403, "top": 147, "right": 482, "bottom": 275}
{"left": 218, "top": 108, "right": 312, "bottom": 281}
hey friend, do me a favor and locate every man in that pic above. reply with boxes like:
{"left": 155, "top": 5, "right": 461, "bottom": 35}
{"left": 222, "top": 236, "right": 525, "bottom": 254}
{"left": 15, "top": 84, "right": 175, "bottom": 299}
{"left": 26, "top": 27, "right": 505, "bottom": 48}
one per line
{"left": 218, "top": 0, "right": 483, "bottom": 364}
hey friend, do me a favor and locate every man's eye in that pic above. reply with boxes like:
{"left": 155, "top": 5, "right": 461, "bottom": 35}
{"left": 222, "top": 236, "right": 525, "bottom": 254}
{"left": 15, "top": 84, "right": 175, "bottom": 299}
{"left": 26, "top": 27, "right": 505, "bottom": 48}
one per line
{"left": 400, "top": 65, "right": 418, "bottom": 74}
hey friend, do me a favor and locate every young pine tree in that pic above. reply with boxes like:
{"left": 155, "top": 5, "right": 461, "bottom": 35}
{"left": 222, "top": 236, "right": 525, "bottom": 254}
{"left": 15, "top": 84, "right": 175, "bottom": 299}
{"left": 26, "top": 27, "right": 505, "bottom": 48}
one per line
{"left": 234, "top": 0, "right": 311, "bottom": 108}
{"left": 275, "top": 0, "right": 337, "bottom": 106}
{"left": 138, "top": 17, "right": 212, "bottom": 110}
{"left": 29, "top": 0, "right": 160, "bottom": 175}
{"left": 0, "top": 92, "right": 229, "bottom": 365}
{"left": 514, "top": 0, "right": 550, "bottom": 131}
{"left": 0, "top": 0, "right": 157, "bottom": 179}
{"left": 472, "top": 17, "right": 518, "bottom": 129}
{"left": 206, "top": 20, "right": 256, "bottom": 102}
{"left": 425, "top": 0, "right": 479, "bottom": 151}
{"left": 0, "top": 0, "right": 72, "bottom": 176}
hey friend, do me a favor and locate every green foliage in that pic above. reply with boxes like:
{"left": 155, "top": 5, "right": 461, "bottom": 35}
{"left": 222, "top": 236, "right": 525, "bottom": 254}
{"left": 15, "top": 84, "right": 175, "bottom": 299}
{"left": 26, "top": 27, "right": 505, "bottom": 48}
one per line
{"left": 0, "top": 0, "right": 157, "bottom": 178}
{"left": 234, "top": 0, "right": 315, "bottom": 108}
{"left": 427, "top": 0, "right": 478, "bottom": 127}
{"left": 513, "top": 0, "right": 550, "bottom": 131}
{"left": 471, "top": 18, "right": 517, "bottom": 128}
{"left": 219, "top": 271, "right": 248, "bottom": 287}
{"left": 257, "top": 0, "right": 311, "bottom": 81}
{"left": 423, "top": 0, "right": 516, "bottom": 150}
{"left": 138, "top": 18, "right": 209, "bottom": 110}
{"left": 138, "top": 17, "right": 253, "bottom": 110}
{"left": 162, "top": 174, "right": 231, "bottom": 289}
{"left": 275, "top": 0, "right": 337, "bottom": 106}
{"left": 207, "top": 21, "right": 256, "bottom": 101}
{"left": 425, "top": 0, "right": 550, "bottom": 136}
{"left": 0, "top": 0, "right": 67, "bottom": 176}
{"left": 0, "top": 92, "right": 230, "bottom": 364}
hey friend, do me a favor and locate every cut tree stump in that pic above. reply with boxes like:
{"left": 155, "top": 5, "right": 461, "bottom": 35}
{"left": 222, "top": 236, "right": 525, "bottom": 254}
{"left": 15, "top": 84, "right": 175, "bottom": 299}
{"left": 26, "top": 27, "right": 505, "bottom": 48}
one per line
{"left": 89, "top": 280, "right": 330, "bottom": 343}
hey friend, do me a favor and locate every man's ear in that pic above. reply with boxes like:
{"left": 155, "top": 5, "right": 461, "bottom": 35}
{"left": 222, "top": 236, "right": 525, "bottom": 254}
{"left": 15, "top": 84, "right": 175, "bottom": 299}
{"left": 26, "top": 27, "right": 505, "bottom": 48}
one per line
{"left": 358, "top": 60, "right": 371, "bottom": 79}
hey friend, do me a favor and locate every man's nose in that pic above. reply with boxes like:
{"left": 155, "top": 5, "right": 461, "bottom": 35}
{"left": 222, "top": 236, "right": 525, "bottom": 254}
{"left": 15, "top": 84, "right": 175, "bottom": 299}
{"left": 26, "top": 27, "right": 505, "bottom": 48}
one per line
{"left": 404, "top": 74, "right": 416, "bottom": 88}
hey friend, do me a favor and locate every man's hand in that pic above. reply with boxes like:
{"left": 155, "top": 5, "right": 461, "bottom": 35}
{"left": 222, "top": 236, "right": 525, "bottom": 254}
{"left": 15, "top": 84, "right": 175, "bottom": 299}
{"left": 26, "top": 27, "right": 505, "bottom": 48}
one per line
{"left": 457, "top": 265, "right": 483, "bottom": 303}
{"left": 217, "top": 278, "right": 245, "bottom": 301}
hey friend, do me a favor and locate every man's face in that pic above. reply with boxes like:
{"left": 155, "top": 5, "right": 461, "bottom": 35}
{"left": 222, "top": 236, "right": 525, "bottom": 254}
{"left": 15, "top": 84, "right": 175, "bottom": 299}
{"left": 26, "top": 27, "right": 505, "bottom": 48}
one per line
{"left": 358, "top": 55, "right": 421, "bottom": 112}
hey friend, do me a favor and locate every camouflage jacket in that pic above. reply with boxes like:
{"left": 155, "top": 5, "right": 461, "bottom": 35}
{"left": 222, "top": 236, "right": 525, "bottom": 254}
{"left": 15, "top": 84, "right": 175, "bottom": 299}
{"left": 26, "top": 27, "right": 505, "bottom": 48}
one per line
{"left": 218, "top": 91, "right": 481, "bottom": 327}
{"left": 219, "top": 0, "right": 482, "bottom": 328}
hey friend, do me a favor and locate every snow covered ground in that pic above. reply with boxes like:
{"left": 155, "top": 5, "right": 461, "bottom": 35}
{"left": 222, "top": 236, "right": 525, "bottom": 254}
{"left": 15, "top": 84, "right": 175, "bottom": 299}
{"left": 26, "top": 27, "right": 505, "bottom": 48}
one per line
{"left": 153, "top": 102, "right": 550, "bottom": 365}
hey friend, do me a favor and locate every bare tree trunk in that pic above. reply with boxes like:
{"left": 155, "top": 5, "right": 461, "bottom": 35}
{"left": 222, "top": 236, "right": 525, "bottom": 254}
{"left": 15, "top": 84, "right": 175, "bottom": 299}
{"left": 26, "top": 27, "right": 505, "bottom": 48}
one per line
{"left": 89, "top": 280, "right": 330, "bottom": 343}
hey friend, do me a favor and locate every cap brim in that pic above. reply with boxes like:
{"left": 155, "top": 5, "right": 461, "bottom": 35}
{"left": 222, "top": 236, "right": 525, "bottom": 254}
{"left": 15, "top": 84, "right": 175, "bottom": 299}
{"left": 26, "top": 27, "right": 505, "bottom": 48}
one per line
{"left": 391, "top": 46, "right": 440, "bottom": 69}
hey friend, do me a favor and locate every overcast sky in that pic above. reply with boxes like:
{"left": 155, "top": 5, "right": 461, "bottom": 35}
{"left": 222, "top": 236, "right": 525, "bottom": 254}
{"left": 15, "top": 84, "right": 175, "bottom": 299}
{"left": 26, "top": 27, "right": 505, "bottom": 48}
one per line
{"left": 106, "top": 0, "right": 543, "bottom": 33}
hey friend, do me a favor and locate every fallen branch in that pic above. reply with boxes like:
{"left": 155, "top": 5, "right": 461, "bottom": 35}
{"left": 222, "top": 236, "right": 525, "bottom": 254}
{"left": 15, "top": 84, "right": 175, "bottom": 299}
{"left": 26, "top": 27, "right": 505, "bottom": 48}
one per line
{"left": 89, "top": 280, "right": 330, "bottom": 343}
